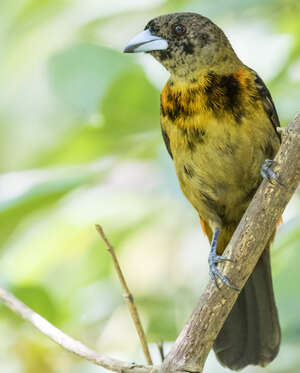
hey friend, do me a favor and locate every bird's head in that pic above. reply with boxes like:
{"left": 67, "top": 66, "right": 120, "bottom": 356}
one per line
{"left": 124, "top": 13, "right": 240, "bottom": 79}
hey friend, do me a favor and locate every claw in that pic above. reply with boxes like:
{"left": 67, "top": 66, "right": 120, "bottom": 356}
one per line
{"left": 261, "top": 159, "right": 283, "bottom": 186}
{"left": 208, "top": 229, "right": 239, "bottom": 291}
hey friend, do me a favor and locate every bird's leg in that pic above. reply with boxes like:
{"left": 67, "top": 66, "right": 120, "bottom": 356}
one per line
{"left": 261, "top": 159, "right": 282, "bottom": 185}
{"left": 208, "top": 228, "right": 237, "bottom": 290}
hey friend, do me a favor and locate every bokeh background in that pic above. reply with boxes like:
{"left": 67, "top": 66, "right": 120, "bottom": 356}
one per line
{"left": 0, "top": 1, "right": 300, "bottom": 372}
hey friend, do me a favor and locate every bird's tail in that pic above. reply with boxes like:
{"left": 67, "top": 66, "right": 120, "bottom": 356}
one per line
{"left": 213, "top": 248, "right": 281, "bottom": 370}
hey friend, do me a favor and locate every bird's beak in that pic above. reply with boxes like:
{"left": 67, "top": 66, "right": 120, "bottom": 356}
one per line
{"left": 123, "top": 29, "right": 168, "bottom": 53}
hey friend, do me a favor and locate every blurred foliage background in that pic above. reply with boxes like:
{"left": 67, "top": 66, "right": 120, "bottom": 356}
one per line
{"left": 0, "top": 1, "right": 300, "bottom": 372}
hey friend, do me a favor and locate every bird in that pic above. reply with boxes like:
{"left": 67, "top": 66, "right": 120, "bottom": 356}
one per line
{"left": 124, "top": 12, "right": 281, "bottom": 371}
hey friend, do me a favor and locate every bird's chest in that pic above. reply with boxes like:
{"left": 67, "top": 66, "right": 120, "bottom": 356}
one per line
{"left": 161, "top": 116, "right": 264, "bottom": 225}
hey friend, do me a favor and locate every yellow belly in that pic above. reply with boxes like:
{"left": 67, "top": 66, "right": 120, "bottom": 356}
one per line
{"left": 161, "top": 113, "right": 280, "bottom": 230}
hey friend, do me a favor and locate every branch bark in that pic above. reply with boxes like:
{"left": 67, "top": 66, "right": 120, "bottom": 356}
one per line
{"left": 161, "top": 113, "right": 300, "bottom": 373}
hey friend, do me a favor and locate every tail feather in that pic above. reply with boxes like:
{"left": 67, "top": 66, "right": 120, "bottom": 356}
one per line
{"left": 213, "top": 249, "right": 281, "bottom": 370}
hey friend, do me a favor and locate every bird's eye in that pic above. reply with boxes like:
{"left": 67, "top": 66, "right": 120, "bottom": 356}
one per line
{"left": 172, "top": 24, "right": 186, "bottom": 36}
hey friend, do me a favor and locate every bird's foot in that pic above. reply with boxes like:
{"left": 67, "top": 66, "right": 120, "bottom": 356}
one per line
{"left": 261, "top": 159, "right": 282, "bottom": 185}
{"left": 208, "top": 251, "right": 237, "bottom": 290}
{"left": 208, "top": 229, "right": 238, "bottom": 290}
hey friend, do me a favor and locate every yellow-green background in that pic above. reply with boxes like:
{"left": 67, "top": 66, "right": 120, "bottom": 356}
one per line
{"left": 0, "top": 1, "right": 300, "bottom": 372}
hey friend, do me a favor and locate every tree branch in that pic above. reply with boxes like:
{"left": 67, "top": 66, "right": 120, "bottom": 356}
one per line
{"left": 161, "top": 113, "right": 300, "bottom": 373}
{"left": 0, "top": 287, "right": 156, "bottom": 373}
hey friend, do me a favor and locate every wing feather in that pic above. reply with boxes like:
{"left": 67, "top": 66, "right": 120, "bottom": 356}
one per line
{"left": 251, "top": 69, "right": 281, "bottom": 142}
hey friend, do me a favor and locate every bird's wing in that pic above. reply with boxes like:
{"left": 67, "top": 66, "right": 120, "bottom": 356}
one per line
{"left": 251, "top": 69, "right": 281, "bottom": 142}
{"left": 161, "top": 127, "right": 173, "bottom": 159}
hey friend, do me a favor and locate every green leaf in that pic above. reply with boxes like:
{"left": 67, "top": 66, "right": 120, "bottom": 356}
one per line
{"left": 48, "top": 44, "right": 134, "bottom": 114}
{"left": 100, "top": 65, "right": 160, "bottom": 137}
{"left": 0, "top": 167, "right": 102, "bottom": 249}
{"left": 40, "top": 65, "right": 161, "bottom": 165}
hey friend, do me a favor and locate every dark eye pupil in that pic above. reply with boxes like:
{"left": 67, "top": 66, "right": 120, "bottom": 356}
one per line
{"left": 173, "top": 24, "right": 186, "bottom": 35}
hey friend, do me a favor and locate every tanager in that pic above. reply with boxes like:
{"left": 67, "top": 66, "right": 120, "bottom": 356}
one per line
{"left": 124, "top": 12, "right": 281, "bottom": 370}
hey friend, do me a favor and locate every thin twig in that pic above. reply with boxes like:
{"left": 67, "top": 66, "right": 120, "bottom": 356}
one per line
{"left": 0, "top": 287, "right": 154, "bottom": 373}
{"left": 95, "top": 224, "right": 153, "bottom": 365}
